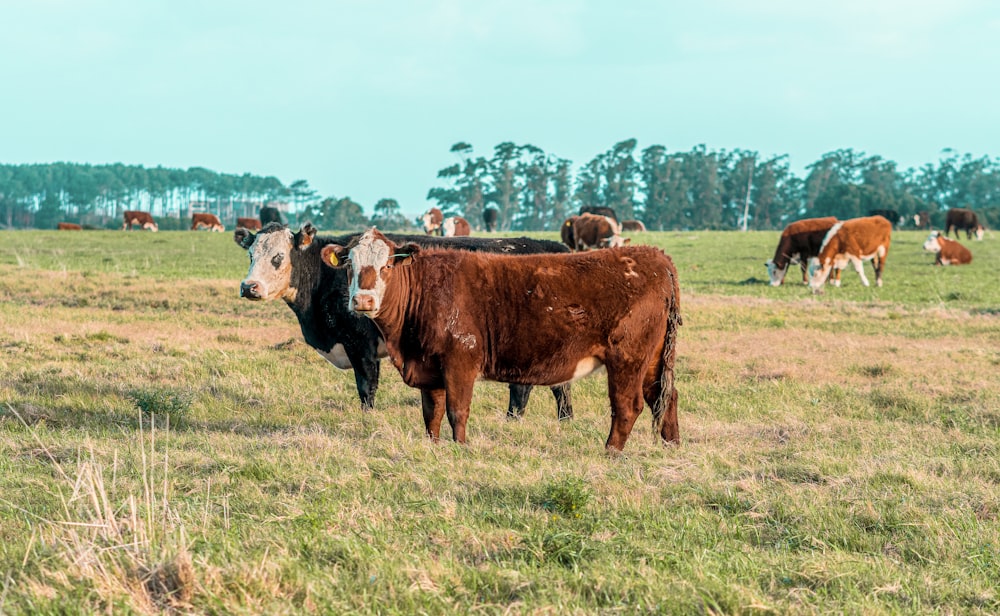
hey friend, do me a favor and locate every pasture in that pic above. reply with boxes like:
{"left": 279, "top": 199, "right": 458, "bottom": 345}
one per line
{"left": 1, "top": 228, "right": 998, "bottom": 614}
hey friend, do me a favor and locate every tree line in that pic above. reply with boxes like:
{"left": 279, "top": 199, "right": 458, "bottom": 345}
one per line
{"left": 427, "top": 141, "right": 1000, "bottom": 231}
{"left": 2, "top": 144, "right": 998, "bottom": 231}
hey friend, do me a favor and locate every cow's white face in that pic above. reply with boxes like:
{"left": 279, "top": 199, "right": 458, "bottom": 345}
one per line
{"left": 765, "top": 259, "right": 787, "bottom": 286}
{"left": 344, "top": 229, "right": 395, "bottom": 317}
{"left": 442, "top": 217, "right": 456, "bottom": 236}
{"left": 923, "top": 232, "right": 943, "bottom": 253}
{"left": 421, "top": 210, "right": 441, "bottom": 234}
{"left": 975, "top": 225, "right": 985, "bottom": 241}
{"left": 237, "top": 227, "right": 297, "bottom": 301}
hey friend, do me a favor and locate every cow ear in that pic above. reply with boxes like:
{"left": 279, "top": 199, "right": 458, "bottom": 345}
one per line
{"left": 394, "top": 242, "right": 421, "bottom": 264}
{"left": 234, "top": 227, "right": 255, "bottom": 250}
{"left": 320, "top": 244, "right": 348, "bottom": 268}
{"left": 297, "top": 222, "right": 317, "bottom": 250}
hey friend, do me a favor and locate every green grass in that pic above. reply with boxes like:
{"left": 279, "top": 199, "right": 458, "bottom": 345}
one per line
{"left": 0, "top": 228, "right": 998, "bottom": 614}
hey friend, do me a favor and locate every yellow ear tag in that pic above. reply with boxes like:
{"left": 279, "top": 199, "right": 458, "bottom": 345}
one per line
{"left": 327, "top": 253, "right": 338, "bottom": 266}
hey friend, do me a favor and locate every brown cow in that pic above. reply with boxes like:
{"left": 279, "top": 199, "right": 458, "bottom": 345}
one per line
{"left": 421, "top": 207, "right": 444, "bottom": 235}
{"left": 321, "top": 228, "right": 681, "bottom": 452}
{"left": 765, "top": 217, "right": 839, "bottom": 286}
{"left": 809, "top": 216, "right": 892, "bottom": 293}
{"left": 946, "top": 208, "right": 985, "bottom": 241}
{"left": 442, "top": 216, "right": 471, "bottom": 237}
{"left": 923, "top": 231, "right": 973, "bottom": 265}
{"left": 122, "top": 210, "right": 158, "bottom": 231}
{"left": 192, "top": 213, "right": 224, "bottom": 232}
{"left": 621, "top": 219, "right": 646, "bottom": 232}
{"left": 572, "top": 213, "right": 627, "bottom": 250}
{"left": 913, "top": 211, "right": 931, "bottom": 230}
{"left": 237, "top": 217, "right": 262, "bottom": 231}
{"left": 57, "top": 222, "right": 82, "bottom": 230}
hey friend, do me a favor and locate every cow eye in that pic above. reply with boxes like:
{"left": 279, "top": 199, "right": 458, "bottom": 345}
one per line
{"left": 271, "top": 254, "right": 283, "bottom": 268}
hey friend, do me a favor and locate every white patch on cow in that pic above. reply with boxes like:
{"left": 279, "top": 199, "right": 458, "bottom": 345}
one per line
{"left": 315, "top": 345, "right": 353, "bottom": 370}
{"left": 421, "top": 210, "right": 440, "bottom": 234}
{"left": 818, "top": 222, "right": 843, "bottom": 254}
{"left": 941, "top": 257, "right": 952, "bottom": 265}
{"left": 445, "top": 308, "right": 477, "bottom": 349}
{"left": 243, "top": 228, "right": 295, "bottom": 301}
{"left": 975, "top": 226, "right": 985, "bottom": 241}
{"left": 570, "top": 357, "right": 604, "bottom": 381}
{"left": 442, "top": 217, "right": 456, "bottom": 236}
{"left": 923, "top": 232, "right": 942, "bottom": 253}
{"left": 765, "top": 259, "right": 787, "bottom": 286}
{"left": 347, "top": 229, "right": 392, "bottom": 316}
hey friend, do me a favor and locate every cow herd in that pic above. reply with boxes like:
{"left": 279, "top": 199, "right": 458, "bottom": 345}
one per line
{"left": 58, "top": 206, "right": 284, "bottom": 233}
{"left": 765, "top": 207, "right": 985, "bottom": 293}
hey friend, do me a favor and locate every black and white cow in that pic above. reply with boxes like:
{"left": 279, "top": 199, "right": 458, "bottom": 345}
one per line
{"left": 234, "top": 223, "right": 574, "bottom": 419}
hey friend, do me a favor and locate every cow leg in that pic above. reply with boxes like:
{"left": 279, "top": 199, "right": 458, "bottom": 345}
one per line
{"left": 420, "top": 389, "right": 447, "bottom": 441}
{"left": 444, "top": 370, "right": 476, "bottom": 443}
{"left": 551, "top": 384, "right": 573, "bottom": 421}
{"left": 351, "top": 355, "right": 381, "bottom": 412}
{"left": 506, "top": 384, "right": 532, "bottom": 419}
{"left": 605, "top": 368, "right": 644, "bottom": 452}
{"left": 851, "top": 257, "right": 870, "bottom": 286}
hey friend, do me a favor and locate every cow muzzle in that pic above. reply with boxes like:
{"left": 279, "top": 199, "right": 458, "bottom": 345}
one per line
{"left": 352, "top": 293, "right": 377, "bottom": 314}
{"left": 240, "top": 281, "right": 262, "bottom": 300}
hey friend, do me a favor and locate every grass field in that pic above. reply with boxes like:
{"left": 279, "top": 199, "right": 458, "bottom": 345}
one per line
{"left": 1, "top": 227, "right": 998, "bottom": 614}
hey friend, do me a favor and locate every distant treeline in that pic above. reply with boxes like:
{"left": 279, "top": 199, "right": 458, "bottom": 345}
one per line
{"left": 2, "top": 143, "right": 998, "bottom": 231}
{"left": 427, "top": 141, "right": 1000, "bottom": 231}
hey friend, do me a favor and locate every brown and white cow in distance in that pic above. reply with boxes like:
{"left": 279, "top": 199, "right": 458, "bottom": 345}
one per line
{"left": 122, "top": 210, "right": 158, "bottom": 231}
{"left": 572, "top": 213, "right": 628, "bottom": 251}
{"left": 192, "top": 212, "right": 224, "bottom": 232}
{"left": 808, "top": 215, "right": 892, "bottom": 293}
{"left": 237, "top": 217, "right": 262, "bottom": 231}
{"left": 442, "top": 216, "right": 471, "bottom": 237}
{"left": 621, "top": 219, "right": 646, "bottom": 232}
{"left": 321, "top": 228, "right": 681, "bottom": 452}
{"left": 421, "top": 207, "right": 444, "bottom": 235}
{"left": 765, "top": 216, "right": 839, "bottom": 286}
{"left": 946, "top": 208, "right": 985, "bottom": 241}
{"left": 923, "top": 231, "right": 973, "bottom": 265}
{"left": 57, "top": 222, "right": 82, "bottom": 230}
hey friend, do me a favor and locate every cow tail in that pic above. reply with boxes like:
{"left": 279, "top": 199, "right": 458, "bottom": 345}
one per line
{"left": 652, "top": 258, "right": 682, "bottom": 439}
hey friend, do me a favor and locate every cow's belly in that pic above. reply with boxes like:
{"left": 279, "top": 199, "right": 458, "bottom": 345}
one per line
{"left": 485, "top": 355, "right": 606, "bottom": 387}
{"left": 315, "top": 340, "right": 388, "bottom": 370}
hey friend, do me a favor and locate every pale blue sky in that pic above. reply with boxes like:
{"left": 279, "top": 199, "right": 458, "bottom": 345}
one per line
{"left": 2, "top": 1, "right": 998, "bottom": 217}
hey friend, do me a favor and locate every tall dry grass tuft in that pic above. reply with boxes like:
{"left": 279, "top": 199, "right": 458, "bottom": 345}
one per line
{"left": 9, "top": 405, "right": 197, "bottom": 613}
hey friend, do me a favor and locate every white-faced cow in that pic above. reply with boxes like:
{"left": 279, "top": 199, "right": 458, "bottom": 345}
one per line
{"left": 923, "top": 231, "right": 973, "bottom": 265}
{"left": 765, "top": 217, "right": 839, "bottom": 286}
{"left": 122, "top": 210, "right": 158, "bottom": 231}
{"left": 192, "top": 213, "right": 224, "bottom": 232}
{"left": 442, "top": 216, "right": 471, "bottom": 237}
{"left": 235, "top": 223, "right": 574, "bottom": 420}
{"left": 322, "top": 228, "right": 681, "bottom": 452}
{"left": 946, "top": 208, "right": 985, "bottom": 241}
{"left": 913, "top": 211, "right": 931, "bottom": 230}
{"left": 421, "top": 208, "right": 444, "bottom": 235}
{"left": 237, "top": 217, "right": 262, "bottom": 231}
{"left": 572, "top": 213, "right": 628, "bottom": 250}
{"left": 809, "top": 215, "right": 892, "bottom": 293}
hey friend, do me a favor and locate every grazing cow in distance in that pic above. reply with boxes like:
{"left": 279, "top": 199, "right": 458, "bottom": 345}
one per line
{"left": 234, "top": 223, "right": 574, "bottom": 420}
{"left": 57, "top": 222, "right": 82, "bottom": 230}
{"left": 122, "top": 210, "right": 158, "bottom": 231}
{"left": 621, "top": 220, "right": 646, "bottom": 232}
{"left": 237, "top": 217, "right": 262, "bottom": 231}
{"left": 482, "top": 208, "right": 499, "bottom": 232}
{"left": 322, "top": 228, "right": 681, "bottom": 451}
{"left": 192, "top": 213, "right": 224, "bottom": 232}
{"left": 765, "top": 216, "right": 839, "bottom": 286}
{"left": 442, "top": 216, "right": 471, "bottom": 237}
{"left": 946, "top": 208, "right": 985, "bottom": 241}
{"left": 923, "top": 231, "right": 973, "bottom": 265}
{"left": 572, "top": 213, "right": 628, "bottom": 250}
{"left": 809, "top": 215, "right": 892, "bottom": 293}
{"left": 421, "top": 207, "right": 444, "bottom": 235}
{"left": 913, "top": 211, "right": 931, "bottom": 230}
{"left": 579, "top": 205, "right": 619, "bottom": 227}
{"left": 260, "top": 206, "right": 282, "bottom": 226}
{"left": 868, "top": 209, "right": 901, "bottom": 228}
{"left": 560, "top": 216, "right": 578, "bottom": 251}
